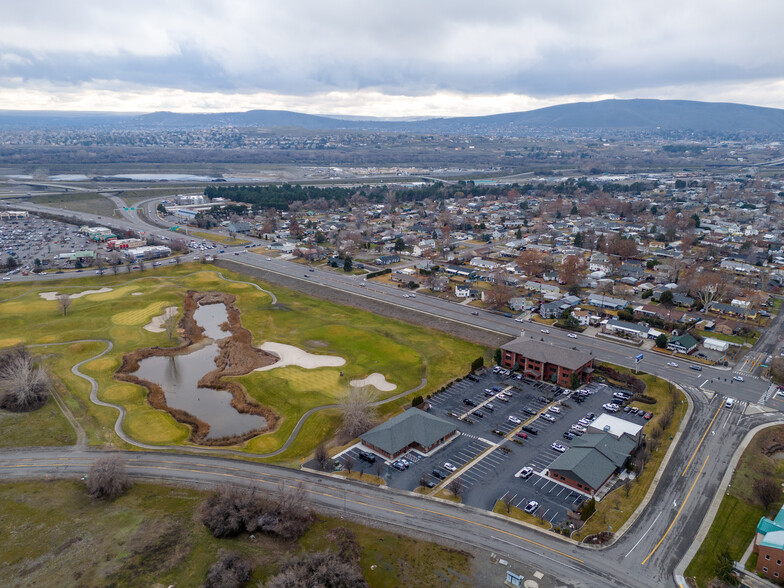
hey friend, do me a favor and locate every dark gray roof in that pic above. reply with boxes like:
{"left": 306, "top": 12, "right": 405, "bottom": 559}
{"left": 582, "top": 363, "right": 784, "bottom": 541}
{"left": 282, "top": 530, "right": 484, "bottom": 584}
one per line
{"left": 360, "top": 409, "right": 457, "bottom": 455}
{"left": 548, "top": 448, "right": 617, "bottom": 490}
{"left": 500, "top": 337, "right": 593, "bottom": 371}
{"left": 570, "top": 432, "right": 637, "bottom": 467}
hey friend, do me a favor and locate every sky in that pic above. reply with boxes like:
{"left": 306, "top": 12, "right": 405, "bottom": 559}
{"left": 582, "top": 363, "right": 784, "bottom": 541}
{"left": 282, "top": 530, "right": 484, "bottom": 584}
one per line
{"left": 1, "top": 1, "right": 783, "bottom": 117}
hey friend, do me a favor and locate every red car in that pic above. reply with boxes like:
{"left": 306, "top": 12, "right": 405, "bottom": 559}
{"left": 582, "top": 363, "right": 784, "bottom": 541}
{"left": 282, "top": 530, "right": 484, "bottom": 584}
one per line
{"left": 516, "top": 432, "right": 528, "bottom": 439}
{"left": 644, "top": 412, "right": 653, "bottom": 420}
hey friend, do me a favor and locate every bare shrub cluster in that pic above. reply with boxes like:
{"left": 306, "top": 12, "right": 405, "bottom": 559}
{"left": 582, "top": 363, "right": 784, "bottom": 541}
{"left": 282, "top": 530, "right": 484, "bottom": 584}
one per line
{"left": 86, "top": 455, "right": 132, "bottom": 500}
{"left": 200, "top": 482, "right": 314, "bottom": 541}
{"left": 0, "top": 346, "right": 50, "bottom": 412}
{"left": 204, "top": 550, "right": 253, "bottom": 588}
{"left": 264, "top": 550, "right": 368, "bottom": 588}
{"left": 338, "top": 386, "right": 378, "bottom": 443}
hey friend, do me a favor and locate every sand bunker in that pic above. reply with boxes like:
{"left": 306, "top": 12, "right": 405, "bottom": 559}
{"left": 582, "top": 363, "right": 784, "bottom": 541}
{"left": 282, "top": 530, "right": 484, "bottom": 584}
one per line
{"left": 255, "top": 342, "right": 345, "bottom": 371}
{"left": 143, "top": 306, "right": 178, "bottom": 333}
{"left": 131, "top": 292, "right": 142, "bottom": 296}
{"left": 350, "top": 373, "right": 397, "bottom": 392}
{"left": 39, "top": 287, "right": 112, "bottom": 301}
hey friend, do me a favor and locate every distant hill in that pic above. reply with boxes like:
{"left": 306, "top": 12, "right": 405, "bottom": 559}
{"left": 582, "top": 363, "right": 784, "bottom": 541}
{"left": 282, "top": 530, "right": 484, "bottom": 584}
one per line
{"left": 2, "top": 99, "right": 784, "bottom": 134}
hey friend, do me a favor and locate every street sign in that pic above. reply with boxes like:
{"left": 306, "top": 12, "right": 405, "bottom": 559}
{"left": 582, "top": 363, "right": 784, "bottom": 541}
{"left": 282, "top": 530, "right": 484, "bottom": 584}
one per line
{"left": 635, "top": 353, "right": 644, "bottom": 363}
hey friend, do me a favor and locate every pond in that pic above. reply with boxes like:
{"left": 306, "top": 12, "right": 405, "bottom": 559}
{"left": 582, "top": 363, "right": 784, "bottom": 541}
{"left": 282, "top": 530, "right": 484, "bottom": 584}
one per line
{"left": 132, "top": 303, "right": 266, "bottom": 440}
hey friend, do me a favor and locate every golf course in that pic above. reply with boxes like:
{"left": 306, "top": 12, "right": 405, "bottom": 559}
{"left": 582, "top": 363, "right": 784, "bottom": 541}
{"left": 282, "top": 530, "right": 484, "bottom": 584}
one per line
{"left": 0, "top": 264, "right": 486, "bottom": 464}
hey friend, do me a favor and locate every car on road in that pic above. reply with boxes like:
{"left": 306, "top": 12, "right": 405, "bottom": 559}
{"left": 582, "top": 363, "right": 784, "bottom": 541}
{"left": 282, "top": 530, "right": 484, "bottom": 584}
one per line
{"left": 540, "top": 329, "right": 550, "bottom": 334}
{"left": 551, "top": 442, "right": 567, "bottom": 453}
{"left": 666, "top": 361, "right": 679, "bottom": 367}
{"left": 266, "top": 257, "right": 271, "bottom": 261}
{"left": 515, "top": 316, "right": 525, "bottom": 322}
{"left": 568, "top": 333, "right": 578, "bottom": 339}
{"left": 520, "top": 466, "right": 533, "bottom": 479}
{"left": 725, "top": 398, "right": 734, "bottom": 409}
{"left": 2, "top": 276, "right": 10, "bottom": 281}
{"left": 308, "top": 268, "right": 315, "bottom": 272}
{"left": 524, "top": 500, "right": 539, "bottom": 514}
{"left": 548, "top": 406, "right": 561, "bottom": 414}
{"left": 508, "top": 415, "right": 522, "bottom": 425}
{"left": 540, "top": 413, "right": 555, "bottom": 422}
{"left": 689, "top": 365, "right": 703, "bottom": 371}
{"left": 733, "top": 376, "right": 744, "bottom": 382}
{"left": 443, "top": 462, "right": 457, "bottom": 472}
{"left": 471, "top": 311, "right": 479, "bottom": 316}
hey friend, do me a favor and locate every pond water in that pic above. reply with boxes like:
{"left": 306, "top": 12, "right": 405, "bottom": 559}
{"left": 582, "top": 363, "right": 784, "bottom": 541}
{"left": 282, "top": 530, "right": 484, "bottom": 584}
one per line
{"left": 133, "top": 303, "right": 266, "bottom": 440}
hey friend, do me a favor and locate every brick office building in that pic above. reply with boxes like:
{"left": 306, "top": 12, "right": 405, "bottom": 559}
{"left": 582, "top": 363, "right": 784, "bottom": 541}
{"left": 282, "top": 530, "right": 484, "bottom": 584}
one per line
{"left": 754, "top": 507, "right": 784, "bottom": 581}
{"left": 499, "top": 337, "right": 593, "bottom": 387}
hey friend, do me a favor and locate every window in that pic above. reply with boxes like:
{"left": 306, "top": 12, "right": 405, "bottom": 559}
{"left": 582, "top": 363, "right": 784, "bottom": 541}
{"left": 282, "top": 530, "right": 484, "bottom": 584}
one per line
{"left": 763, "top": 566, "right": 768, "bottom": 573}
{"left": 766, "top": 555, "right": 771, "bottom": 560}
{"left": 776, "top": 572, "right": 779, "bottom": 578}
{"left": 778, "top": 560, "right": 781, "bottom": 565}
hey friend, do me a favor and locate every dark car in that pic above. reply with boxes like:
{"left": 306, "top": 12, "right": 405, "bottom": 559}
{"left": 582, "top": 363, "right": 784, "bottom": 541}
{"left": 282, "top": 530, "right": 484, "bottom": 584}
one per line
{"left": 463, "top": 398, "right": 477, "bottom": 407}
{"left": 358, "top": 451, "right": 376, "bottom": 463}
{"left": 523, "top": 407, "right": 538, "bottom": 415}
{"left": 689, "top": 365, "right": 703, "bottom": 371}
{"left": 563, "top": 431, "right": 575, "bottom": 440}
{"left": 522, "top": 425, "right": 538, "bottom": 435}
{"left": 431, "top": 469, "right": 446, "bottom": 480}
{"left": 537, "top": 396, "right": 548, "bottom": 403}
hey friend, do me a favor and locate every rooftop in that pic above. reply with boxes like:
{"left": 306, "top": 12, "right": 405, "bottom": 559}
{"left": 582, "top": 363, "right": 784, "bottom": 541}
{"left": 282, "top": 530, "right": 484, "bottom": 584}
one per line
{"left": 501, "top": 337, "right": 593, "bottom": 371}
{"left": 360, "top": 409, "right": 457, "bottom": 456}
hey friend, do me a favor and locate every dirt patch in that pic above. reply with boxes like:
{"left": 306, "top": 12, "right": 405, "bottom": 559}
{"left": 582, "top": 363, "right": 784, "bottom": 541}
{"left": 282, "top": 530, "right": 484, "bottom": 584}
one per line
{"left": 115, "top": 290, "right": 280, "bottom": 445}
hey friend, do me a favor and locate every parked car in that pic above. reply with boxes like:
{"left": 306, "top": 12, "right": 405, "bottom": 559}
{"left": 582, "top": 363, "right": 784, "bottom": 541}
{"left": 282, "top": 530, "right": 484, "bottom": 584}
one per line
{"left": 571, "top": 424, "right": 587, "bottom": 433}
{"left": 431, "top": 469, "right": 446, "bottom": 480}
{"left": 508, "top": 415, "right": 522, "bottom": 425}
{"left": 524, "top": 500, "right": 540, "bottom": 514}
{"left": 520, "top": 466, "right": 534, "bottom": 479}
{"left": 443, "top": 462, "right": 457, "bottom": 472}
{"left": 522, "top": 425, "right": 538, "bottom": 435}
{"left": 463, "top": 398, "right": 477, "bottom": 407}
{"left": 540, "top": 413, "right": 555, "bottom": 422}
{"left": 551, "top": 442, "right": 568, "bottom": 453}
{"left": 523, "top": 407, "right": 538, "bottom": 415}
{"left": 644, "top": 412, "right": 654, "bottom": 420}
{"left": 358, "top": 451, "right": 376, "bottom": 463}
{"left": 548, "top": 406, "right": 561, "bottom": 414}
{"left": 515, "top": 431, "right": 528, "bottom": 439}
{"left": 563, "top": 431, "right": 575, "bottom": 440}
{"left": 392, "top": 461, "right": 406, "bottom": 471}
{"left": 484, "top": 403, "right": 495, "bottom": 411}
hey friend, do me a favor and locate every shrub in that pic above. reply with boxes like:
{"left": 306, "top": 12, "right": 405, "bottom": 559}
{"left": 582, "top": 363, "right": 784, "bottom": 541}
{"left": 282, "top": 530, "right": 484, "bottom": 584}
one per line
{"left": 581, "top": 498, "right": 596, "bottom": 521}
{"left": 411, "top": 395, "right": 424, "bottom": 407}
{"left": 204, "top": 550, "right": 252, "bottom": 588}
{"left": 266, "top": 550, "right": 368, "bottom": 588}
{"left": 471, "top": 356, "right": 484, "bottom": 372}
{"left": 86, "top": 455, "right": 131, "bottom": 501}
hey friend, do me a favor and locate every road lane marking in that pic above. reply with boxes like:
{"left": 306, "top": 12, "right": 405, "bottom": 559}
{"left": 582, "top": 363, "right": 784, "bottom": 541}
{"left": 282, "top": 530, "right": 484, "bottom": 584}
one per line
{"left": 625, "top": 511, "right": 662, "bottom": 558}
{"left": 682, "top": 405, "right": 721, "bottom": 477}
{"left": 642, "top": 454, "right": 709, "bottom": 565}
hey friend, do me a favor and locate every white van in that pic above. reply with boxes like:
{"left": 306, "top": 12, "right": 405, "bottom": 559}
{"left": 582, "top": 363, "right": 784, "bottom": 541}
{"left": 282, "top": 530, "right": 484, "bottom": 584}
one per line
{"left": 725, "top": 398, "right": 734, "bottom": 409}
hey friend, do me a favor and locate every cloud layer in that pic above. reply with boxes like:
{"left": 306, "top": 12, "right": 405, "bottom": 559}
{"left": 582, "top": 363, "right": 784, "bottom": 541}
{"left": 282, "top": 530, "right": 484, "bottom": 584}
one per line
{"left": 1, "top": 1, "right": 783, "bottom": 115}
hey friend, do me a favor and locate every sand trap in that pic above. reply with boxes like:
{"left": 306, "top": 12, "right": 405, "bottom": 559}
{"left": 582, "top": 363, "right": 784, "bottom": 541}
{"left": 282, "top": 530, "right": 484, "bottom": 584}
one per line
{"left": 131, "top": 292, "right": 142, "bottom": 296}
{"left": 143, "top": 306, "right": 178, "bottom": 333}
{"left": 255, "top": 342, "right": 345, "bottom": 371}
{"left": 350, "top": 373, "right": 397, "bottom": 392}
{"left": 39, "top": 287, "right": 112, "bottom": 301}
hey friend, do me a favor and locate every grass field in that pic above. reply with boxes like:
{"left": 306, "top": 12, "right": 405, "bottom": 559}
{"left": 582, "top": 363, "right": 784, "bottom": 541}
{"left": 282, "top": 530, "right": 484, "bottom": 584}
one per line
{"left": 685, "top": 425, "right": 784, "bottom": 586}
{"left": 0, "top": 264, "right": 485, "bottom": 461}
{"left": 29, "top": 192, "right": 118, "bottom": 217}
{"left": 572, "top": 364, "right": 685, "bottom": 541}
{"left": 492, "top": 500, "right": 551, "bottom": 530}
{"left": 0, "top": 396, "right": 76, "bottom": 448}
{"left": 0, "top": 480, "right": 474, "bottom": 588}
{"left": 186, "top": 229, "right": 250, "bottom": 246}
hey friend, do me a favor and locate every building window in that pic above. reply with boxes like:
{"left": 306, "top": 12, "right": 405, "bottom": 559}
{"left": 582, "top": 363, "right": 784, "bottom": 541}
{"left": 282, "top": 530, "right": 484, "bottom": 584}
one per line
{"left": 766, "top": 555, "right": 771, "bottom": 560}
{"left": 776, "top": 572, "right": 779, "bottom": 578}
{"left": 778, "top": 560, "right": 781, "bottom": 565}
{"left": 763, "top": 566, "right": 768, "bottom": 572}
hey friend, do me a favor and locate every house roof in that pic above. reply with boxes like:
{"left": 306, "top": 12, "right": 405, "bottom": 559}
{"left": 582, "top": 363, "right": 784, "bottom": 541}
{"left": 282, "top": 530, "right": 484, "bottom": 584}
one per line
{"left": 669, "top": 333, "right": 698, "bottom": 349}
{"left": 570, "top": 432, "right": 637, "bottom": 467}
{"left": 548, "top": 447, "right": 617, "bottom": 490}
{"left": 360, "top": 409, "right": 457, "bottom": 456}
{"left": 500, "top": 337, "right": 593, "bottom": 371}
{"left": 761, "top": 530, "right": 784, "bottom": 551}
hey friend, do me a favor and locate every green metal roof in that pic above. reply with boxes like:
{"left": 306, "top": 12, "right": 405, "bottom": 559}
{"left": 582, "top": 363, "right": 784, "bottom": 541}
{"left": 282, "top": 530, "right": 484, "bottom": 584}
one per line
{"left": 571, "top": 432, "right": 637, "bottom": 468}
{"left": 548, "top": 447, "right": 617, "bottom": 490}
{"left": 360, "top": 409, "right": 457, "bottom": 456}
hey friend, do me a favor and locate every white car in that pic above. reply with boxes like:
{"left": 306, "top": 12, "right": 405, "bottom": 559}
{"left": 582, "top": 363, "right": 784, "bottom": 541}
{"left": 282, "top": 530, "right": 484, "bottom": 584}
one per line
{"left": 548, "top": 406, "right": 561, "bottom": 414}
{"left": 666, "top": 361, "right": 679, "bottom": 367}
{"left": 524, "top": 500, "right": 539, "bottom": 514}
{"left": 571, "top": 424, "right": 587, "bottom": 433}
{"left": 508, "top": 415, "right": 522, "bottom": 425}
{"left": 540, "top": 413, "right": 555, "bottom": 422}
{"left": 520, "top": 466, "right": 534, "bottom": 479}
{"left": 515, "top": 317, "right": 525, "bottom": 322}
{"left": 551, "top": 442, "right": 567, "bottom": 453}
{"left": 540, "top": 329, "right": 550, "bottom": 334}
{"left": 443, "top": 462, "right": 457, "bottom": 472}
{"left": 733, "top": 376, "right": 744, "bottom": 382}
{"left": 568, "top": 333, "right": 578, "bottom": 339}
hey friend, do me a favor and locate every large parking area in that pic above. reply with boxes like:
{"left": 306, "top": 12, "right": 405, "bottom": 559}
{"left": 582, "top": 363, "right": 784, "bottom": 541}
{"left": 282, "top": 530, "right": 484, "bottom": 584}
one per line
{"left": 334, "top": 369, "right": 650, "bottom": 528}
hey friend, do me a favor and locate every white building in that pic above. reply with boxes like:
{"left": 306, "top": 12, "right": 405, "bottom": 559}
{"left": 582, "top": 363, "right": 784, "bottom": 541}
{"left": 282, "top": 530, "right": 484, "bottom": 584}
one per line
{"left": 588, "top": 414, "right": 643, "bottom": 444}
{"left": 703, "top": 337, "right": 731, "bottom": 352}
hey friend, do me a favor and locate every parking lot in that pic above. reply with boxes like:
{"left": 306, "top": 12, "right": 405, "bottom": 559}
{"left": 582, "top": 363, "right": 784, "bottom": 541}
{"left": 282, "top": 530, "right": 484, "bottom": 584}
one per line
{"left": 331, "top": 368, "right": 652, "bottom": 528}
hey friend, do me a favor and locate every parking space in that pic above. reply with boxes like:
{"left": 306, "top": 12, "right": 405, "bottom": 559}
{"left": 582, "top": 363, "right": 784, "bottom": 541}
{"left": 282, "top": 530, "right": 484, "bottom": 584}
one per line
{"left": 499, "top": 472, "right": 587, "bottom": 525}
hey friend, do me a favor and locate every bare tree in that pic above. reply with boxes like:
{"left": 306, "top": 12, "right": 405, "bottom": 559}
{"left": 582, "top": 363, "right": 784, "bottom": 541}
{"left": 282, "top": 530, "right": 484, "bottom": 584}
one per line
{"left": 109, "top": 251, "right": 121, "bottom": 274}
{"left": 447, "top": 477, "right": 464, "bottom": 499}
{"left": 315, "top": 442, "right": 329, "bottom": 470}
{"left": 204, "top": 550, "right": 252, "bottom": 588}
{"left": 338, "top": 386, "right": 377, "bottom": 442}
{"left": 343, "top": 455, "right": 355, "bottom": 476}
{"left": 163, "top": 310, "right": 178, "bottom": 342}
{"left": 266, "top": 550, "right": 368, "bottom": 588}
{"left": 0, "top": 346, "right": 50, "bottom": 411}
{"left": 138, "top": 258, "right": 145, "bottom": 271}
{"left": 501, "top": 492, "right": 513, "bottom": 514}
{"left": 57, "top": 293, "right": 72, "bottom": 316}
{"left": 200, "top": 485, "right": 261, "bottom": 538}
{"left": 95, "top": 257, "right": 105, "bottom": 274}
{"left": 86, "top": 455, "right": 131, "bottom": 500}
{"left": 754, "top": 477, "right": 779, "bottom": 511}
{"left": 373, "top": 458, "right": 385, "bottom": 480}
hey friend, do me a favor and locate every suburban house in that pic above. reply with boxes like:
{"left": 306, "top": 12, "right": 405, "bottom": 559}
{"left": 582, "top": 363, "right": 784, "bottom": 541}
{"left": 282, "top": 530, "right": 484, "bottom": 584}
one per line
{"left": 667, "top": 333, "right": 699, "bottom": 354}
{"left": 547, "top": 431, "right": 638, "bottom": 496}
{"left": 226, "top": 220, "right": 251, "bottom": 234}
{"left": 709, "top": 301, "right": 756, "bottom": 319}
{"left": 359, "top": 409, "right": 458, "bottom": 460}
{"left": 499, "top": 338, "right": 593, "bottom": 387}
{"left": 572, "top": 309, "right": 593, "bottom": 326}
{"left": 753, "top": 506, "right": 784, "bottom": 581}
{"left": 455, "top": 284, "right": 473, "bottom": 298}
{"left": 587, "top": 294, "right": 629, "bottom": 310}
{"left": 605, "top": 318, "right": 650, "bottom": 339}
{"left": 376, "top": 254, "right": 401, "bottom": 266}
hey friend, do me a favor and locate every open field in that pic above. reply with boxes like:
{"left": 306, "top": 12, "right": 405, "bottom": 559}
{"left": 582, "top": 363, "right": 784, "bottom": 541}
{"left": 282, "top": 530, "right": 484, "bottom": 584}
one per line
{"left": 572, "top": 364, "right": 685, "bottom": 541}
{"left": 186, "top": 229, "right": 250, "bottom": 246}
{"left": 29, "top": 192, "right": 118, "bottom": 217}
{"left": 685, "top": 425, "right": 784, "bottom": 587}
{"left": 0, "top": 264, "right": 485, "bottom": 462}
{"left": 0, "top": 396, "right": 76, "bottom": 448}
{"left": 0, "top": 480, "right": 473, "bottom": 588}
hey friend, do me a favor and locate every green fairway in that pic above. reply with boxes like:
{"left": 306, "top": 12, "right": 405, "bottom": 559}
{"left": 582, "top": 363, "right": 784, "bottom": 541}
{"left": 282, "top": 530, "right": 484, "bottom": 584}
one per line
{"left": 0, "top": 480, "right": 474, "bottom": 588}
{"left": 0, "top": 265, "right": 485, "bottom": 461}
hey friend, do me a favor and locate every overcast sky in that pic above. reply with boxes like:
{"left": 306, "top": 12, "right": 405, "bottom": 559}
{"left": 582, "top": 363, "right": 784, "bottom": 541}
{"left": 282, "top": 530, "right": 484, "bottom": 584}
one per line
{"left": 1, "top": 1, "right": 783, "bottom": 116}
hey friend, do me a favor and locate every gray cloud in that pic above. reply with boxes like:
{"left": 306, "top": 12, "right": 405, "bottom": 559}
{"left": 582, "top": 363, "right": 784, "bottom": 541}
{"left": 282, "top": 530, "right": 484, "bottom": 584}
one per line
{"left": 0, "top": 1, "right": 783, "bottom": 111}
